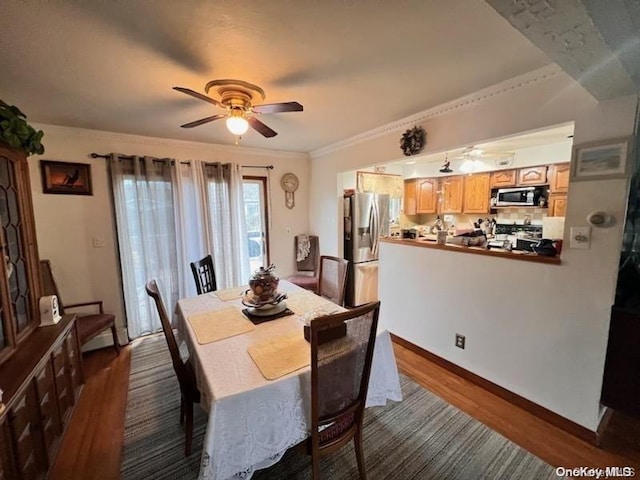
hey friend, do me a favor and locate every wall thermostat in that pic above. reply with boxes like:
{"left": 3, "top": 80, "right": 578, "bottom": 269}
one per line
{"left": 586, "top": 211, "right": 612, "bottom": 228}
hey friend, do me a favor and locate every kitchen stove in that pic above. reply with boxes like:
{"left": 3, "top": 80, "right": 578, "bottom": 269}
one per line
{"left": 493, "top": 224, "right": 542, "bottom": 251}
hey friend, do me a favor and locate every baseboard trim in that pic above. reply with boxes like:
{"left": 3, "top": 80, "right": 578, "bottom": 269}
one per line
{"left": 390, "top": 333, "right": 599, "bottom": 446}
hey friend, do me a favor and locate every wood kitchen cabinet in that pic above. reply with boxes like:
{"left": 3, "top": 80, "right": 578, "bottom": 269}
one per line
{"left": 403, "top": 179, "right": 417, "bottom": 215}
{"left": 517, "top": 166, "right": 547, "bottom": 186}
{"left": 548, "top": 194, "right": 568, "bottom": 217}
{"left": 489, "top": 169, "right": 516, "bottom": 188}
{"left": 438, "top": 176, "right": 463, "bottom": 213}
{"left": 416, "top": 178, "right": 438, "bottom": 213}
{"left": 463, "top": 173, "right": 491, "bottom": 214}
{"left": 548, "top": 163, "right": 570, "bottom": 193}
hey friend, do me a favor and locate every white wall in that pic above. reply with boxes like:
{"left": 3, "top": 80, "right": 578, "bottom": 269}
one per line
{"left": 309, "top": 66, "right": 636, "bottom": 431}
{"left": 28, "top": 125, "right": 310, "bottom": 346}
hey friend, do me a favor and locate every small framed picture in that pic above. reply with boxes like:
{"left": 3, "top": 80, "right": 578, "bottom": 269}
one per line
{"left": 571, "top": 137, "right": 632, "bottom": 181}
{"left": 40, "top": 161, "right": 93, "bottom": 195}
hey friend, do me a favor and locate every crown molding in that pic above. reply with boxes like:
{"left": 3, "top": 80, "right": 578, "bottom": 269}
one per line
{"left": 310, "top": 64, "right": 563, "bottom": 159}
{"left": 31, "top": 123, "right": 309, "bottom": 160}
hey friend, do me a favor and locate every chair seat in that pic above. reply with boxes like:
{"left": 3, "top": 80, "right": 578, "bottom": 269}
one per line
{"left": 77, "top": 313, "right": 116, "bottom": 343}
{"left": 287, "top": 275, "right": 318, "bottom": 291}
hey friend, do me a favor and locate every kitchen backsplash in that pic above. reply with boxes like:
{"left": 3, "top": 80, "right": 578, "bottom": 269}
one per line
{"left": 400, "top": 207, "right": 555, "bottom": 232}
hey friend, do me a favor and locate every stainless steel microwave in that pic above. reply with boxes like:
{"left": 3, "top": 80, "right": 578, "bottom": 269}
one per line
{"left": 496, "top": 186, "right": 545, "bottom": 206}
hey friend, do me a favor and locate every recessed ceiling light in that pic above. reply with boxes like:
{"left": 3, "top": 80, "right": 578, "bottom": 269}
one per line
{"left": 405, "top": 161, "right": 416, "bottom": 165}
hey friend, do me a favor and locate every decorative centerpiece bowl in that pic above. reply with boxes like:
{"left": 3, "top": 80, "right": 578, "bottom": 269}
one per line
{"left": 248, "top": 264, "right": 279, "bottom": 302}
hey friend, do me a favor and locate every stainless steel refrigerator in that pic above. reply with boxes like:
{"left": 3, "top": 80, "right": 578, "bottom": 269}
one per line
{"left": 343, "top": 192, "right": 390, "bottom": 307}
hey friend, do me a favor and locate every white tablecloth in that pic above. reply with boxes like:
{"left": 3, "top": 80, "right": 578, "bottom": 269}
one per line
{"left": 176, "top": 281, "right": 402, "bottom": 480}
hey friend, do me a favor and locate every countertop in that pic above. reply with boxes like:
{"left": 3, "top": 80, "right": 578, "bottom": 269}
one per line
{"left": 380, "top": 237, "right": 561, "bottom": 265}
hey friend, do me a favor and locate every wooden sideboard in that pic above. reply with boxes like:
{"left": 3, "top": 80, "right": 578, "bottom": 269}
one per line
{"left": 0, "top": 315, "right": 83, "bottom": 480}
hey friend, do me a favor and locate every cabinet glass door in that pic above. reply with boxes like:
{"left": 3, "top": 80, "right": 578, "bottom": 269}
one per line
{"left": 0, "top": 153, "right": 33, "bottom": 334}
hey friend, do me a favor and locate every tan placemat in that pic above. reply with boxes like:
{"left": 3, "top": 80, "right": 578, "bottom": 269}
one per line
{"left": 188, "top": 307, "right": 255, "bottom": 344}
{"left": 214, "top": 285, "right": 248, "bottom": 302}
{"left": 285, "top": 290, "right": 338, "bottom": 316}
{"left": 247, "top": 332, "right": 310, "bottom": 380}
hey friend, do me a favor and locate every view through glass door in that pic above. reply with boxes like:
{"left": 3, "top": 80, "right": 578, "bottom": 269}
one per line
{"left": 243, "top": 177, "right": 269, "bottom": 272}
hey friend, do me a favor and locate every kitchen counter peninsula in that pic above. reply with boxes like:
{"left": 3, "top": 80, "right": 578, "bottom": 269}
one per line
{"left": 380, "top": 237, "right": 561, "bottom": 265}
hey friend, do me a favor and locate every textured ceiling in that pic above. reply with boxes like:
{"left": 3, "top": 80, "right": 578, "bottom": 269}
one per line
{"left": 487, "top": 0, "right": 640, "bottom": 100}
{"left": 0, "top": 0, "right": 551, "bottom": 153}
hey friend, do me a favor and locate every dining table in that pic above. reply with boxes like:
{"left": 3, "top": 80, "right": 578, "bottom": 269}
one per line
{"left": 176, "top": 279, "right": 402, "bottom": 480}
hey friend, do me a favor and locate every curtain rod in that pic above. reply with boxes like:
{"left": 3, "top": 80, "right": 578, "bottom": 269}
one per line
{"left": 89, "top": 153, "right": 273, "bottom": 169}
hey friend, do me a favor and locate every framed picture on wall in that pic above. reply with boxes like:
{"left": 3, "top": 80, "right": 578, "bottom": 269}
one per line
{"left": 571, "top": 137, "right": 632, "bottom": 181}
{"left": 40, "top": 160, "right": 93, "bottom": 195}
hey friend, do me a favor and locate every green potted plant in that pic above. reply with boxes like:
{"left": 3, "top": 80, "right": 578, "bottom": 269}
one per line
{"left": 0, "top": 100, "right": 45, "bottom": 155}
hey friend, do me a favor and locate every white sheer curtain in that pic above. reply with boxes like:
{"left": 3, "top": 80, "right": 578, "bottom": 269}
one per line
{"left": 110, "top": 155, "right": 252, "bottom": 339}
{"left": 109, "top": 155, "right": 179, "bottom": 338}
{"left": 202, "top": 162, "right": 251, "bottom": 289}
{"left": 172, "top": 160, "right": 209, "bottom": 298}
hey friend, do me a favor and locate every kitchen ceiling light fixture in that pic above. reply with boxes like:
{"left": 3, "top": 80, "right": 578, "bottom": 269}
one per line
{"left": 225, "top": 109, "right": 249, "bottom": 135}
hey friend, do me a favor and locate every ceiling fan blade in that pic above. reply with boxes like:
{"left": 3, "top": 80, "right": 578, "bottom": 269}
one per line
{"left": 180, "top": 114, "right": 226, "bottom": 128}
{"left": 173, "top": 87, "right": 224, "bottom": 108}
{"left": 251, "top": 101, "right": 303, "bottom": 114}
{"left": 248, "top": 117, "right": 278, "bottom": 138}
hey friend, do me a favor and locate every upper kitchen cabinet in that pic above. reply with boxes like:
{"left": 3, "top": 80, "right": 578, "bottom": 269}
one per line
{"left": 548, "top": 194, "right": 568, "bottom": 217}
{"left": 463, "top": 173, "right": 491, "bottom": 214}
{"left": 416, "top": 178, "right": 438, "bottom": 214}
{"left": 403, "top": 179, "right": 417, "bottom": 215}
{"left": 548, "top": 163, "right": 570, "bottom": 193}
{"left": 438, "top": 176, "right": 463, "bottom": 213}
{"left": 490, "top": 169, "right": 516, "bottom": 188}
{"left": 517, "top": 166, "right": 547, "bottom": 186}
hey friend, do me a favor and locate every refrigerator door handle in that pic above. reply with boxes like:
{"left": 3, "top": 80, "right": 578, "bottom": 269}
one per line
{"left": 372, "top": 198, "right": 379, "bottom": 256}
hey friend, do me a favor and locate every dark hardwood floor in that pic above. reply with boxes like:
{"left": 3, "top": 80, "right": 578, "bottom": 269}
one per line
{"left": 50, "top": 341, "right": 640, "bottom": 479}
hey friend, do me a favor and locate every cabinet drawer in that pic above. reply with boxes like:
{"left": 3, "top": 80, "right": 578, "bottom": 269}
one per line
{"left": 8, "top": 383, "right": 43, "bottom": 478}
{"left": 52, "top": 345, "right": 65, "bottom": 376}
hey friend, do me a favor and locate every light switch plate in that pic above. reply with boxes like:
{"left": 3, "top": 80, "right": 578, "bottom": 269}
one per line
{"left": 570, "top": 226, "right": 591, "bottom": 249}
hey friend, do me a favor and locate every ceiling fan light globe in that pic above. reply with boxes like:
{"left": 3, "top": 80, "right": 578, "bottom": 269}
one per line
{"left": 226, "top": 116, "right": 249, "bottom": 135}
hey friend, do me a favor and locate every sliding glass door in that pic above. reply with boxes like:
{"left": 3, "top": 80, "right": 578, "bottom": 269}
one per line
{"left": 243, "top": 177, "right": 270, "bottom": 272}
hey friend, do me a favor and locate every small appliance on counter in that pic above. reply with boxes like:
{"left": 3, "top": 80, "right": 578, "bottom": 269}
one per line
{"left": 401, "top": 228, "right": 418, "bottom": 239}
{"left": 533, "top": 239, "right": 561, "bottom": 256}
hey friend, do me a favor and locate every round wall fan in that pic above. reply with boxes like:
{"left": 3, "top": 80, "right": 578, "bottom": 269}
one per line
{"left": 173, "top": 79, "right": 303, "bottom": 138}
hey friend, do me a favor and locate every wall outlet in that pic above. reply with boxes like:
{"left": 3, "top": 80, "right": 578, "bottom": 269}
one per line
{"left": 455, "top": 333, "right": 465, "bottom": 349}
{"left": 92, "top": 237, "right": 105, "bottom": 248}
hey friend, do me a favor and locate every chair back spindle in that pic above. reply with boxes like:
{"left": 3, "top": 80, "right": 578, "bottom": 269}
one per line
{"left": 190, "top": 255, "right": 217, "bottom": 294}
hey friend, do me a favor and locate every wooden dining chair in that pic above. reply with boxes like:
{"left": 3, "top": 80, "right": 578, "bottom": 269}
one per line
{"left": 190, "top": 254, "right": 217, "bottom": 294}
{"left": 308, "top": 301, "right": 381, "bottom": 480}
{"left": 287, "top": 235, "right": 320, "bottom": 293}
{"left": 40, "top": 259, "right": 120, "bottom": 354}
{"left": 317, "top": 255, "right": 349, "bottom": 306}
{"left": 145, "top": 280, "right": 201, "bottom": 456}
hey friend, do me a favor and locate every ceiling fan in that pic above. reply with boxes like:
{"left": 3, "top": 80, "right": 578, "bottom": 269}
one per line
{"left": 173, "top": 79, "right": 303, "bottom": 138}
{"left": 455, "top": 146, "right": 516, "bottom": 172}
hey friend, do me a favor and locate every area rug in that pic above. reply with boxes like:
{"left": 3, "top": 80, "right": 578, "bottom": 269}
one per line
{"left": 121, "top": 334, "right": 556, "bottom": 480}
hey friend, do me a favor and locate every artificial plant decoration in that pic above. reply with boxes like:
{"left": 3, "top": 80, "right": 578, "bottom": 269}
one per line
{"left": 0, "top": 100, "right": 45, "bottom": 155}
{"left": 400, "top": 125, "right": 426, "bottom": 156}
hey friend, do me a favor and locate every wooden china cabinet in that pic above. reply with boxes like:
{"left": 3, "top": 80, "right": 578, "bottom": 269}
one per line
{"left": 0, "top": 142, "right": 83, "bottom": 480}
